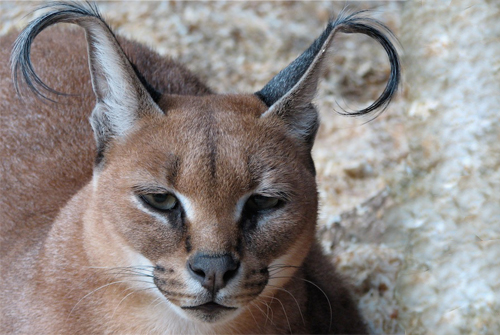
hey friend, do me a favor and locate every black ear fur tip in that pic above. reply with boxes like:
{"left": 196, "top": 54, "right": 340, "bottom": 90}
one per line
{"left": 329, "top": 9, "right": 402, "bottom": 120}
{"left": 11, "top": 1, "right": 160, "bottom": 104}
{"left": 10, "top": 1, "right": 117, "bottom": 102}
{"left": 10, "top": 1, "right": 99, "bottom": 101}
{"left": 256, "top": 9, "right": 401, "bottom": 122}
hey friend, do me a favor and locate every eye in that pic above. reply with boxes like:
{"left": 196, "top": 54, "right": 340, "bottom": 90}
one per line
{"left": 246, "top": 195, "right": 280, "bottom": 212}
{"left": 140, "top": 193, "right": 178, "bottom": 211}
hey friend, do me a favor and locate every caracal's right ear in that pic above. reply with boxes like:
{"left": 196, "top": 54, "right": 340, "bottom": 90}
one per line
{"left": 10, "top": 1, "right": 163, "bottom": 166}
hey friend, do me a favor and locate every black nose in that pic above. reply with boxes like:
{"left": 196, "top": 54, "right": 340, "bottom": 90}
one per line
{"left": 188, "top": 253, "right": 240, "bottom": 293}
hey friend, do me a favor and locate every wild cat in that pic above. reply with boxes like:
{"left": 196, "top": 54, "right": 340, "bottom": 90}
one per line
{"left": 0, "top": 2, "right": 400, "bottom": 334}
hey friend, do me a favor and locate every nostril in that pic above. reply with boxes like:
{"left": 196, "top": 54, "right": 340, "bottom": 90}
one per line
{"left": 189, "top": 263, "right": 205, "bottom": 279}
{"left": 222, "top": 269, "right": 236, "bottom": 284}
{"left": 194, "top": 269, "right": 205, "bottom": 277}
{"left": 223, "top": 261, "right": 240, "bottom": 284}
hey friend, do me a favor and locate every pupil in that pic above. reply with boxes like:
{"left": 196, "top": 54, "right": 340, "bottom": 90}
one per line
{"left": 153, "top": 194, "right": 168, "bottom": 203}
{"left": 256, "top": 199, "right": 267, "bottom": 206}
{"left": 253, "top": 196, "right": 277, "bottom": 209}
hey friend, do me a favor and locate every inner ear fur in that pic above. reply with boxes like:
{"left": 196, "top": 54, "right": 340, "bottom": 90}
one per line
{"left": 10, "top": 2, "right": 163, "bottom": 165}
{"left": 256, "top": 10, "right": 401, "bottom": 148}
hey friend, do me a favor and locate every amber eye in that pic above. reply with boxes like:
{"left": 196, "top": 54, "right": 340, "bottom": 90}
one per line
{"left": 246, "top": 195, "right": 280, "bottom": 212}
{"left": 141, "top": 193, "right": 178, "bottom": 211}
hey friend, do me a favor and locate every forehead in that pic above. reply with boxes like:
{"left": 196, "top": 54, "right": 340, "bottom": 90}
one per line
{"left": 115, "top": 94, "right": 299, "bottom": 198}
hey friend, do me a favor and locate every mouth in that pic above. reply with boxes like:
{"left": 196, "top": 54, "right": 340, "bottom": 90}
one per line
{"left": 181, "top": 302, "right": 238, "bottom": 323}
{"left": 182, "top": 302, "right": 237, "bottom": 313}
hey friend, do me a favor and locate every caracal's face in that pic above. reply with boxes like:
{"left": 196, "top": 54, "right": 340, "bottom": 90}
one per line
{"left": 91, "top": 94, "right": 317, "bottom": 323}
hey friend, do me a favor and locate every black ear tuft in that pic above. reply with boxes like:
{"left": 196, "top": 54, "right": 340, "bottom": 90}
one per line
{"left": 11, "top": 1, "right": 103, "bottom": 100}
{"left": 11, "top": 1, "right": 164, "bottom": 166}
{"left": 257, "top": 10, "right": 401, "bottom": 144}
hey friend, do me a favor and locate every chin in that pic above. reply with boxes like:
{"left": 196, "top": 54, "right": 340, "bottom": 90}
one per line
{"left": 181, "top": 303, "right": 241, "bottom": 324}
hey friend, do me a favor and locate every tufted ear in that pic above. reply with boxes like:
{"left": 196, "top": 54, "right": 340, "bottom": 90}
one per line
{"left": 256, "top": 10, "right": 401, "bottom": 148}
{"left": 11, "top": 2, "right": 163, "bottom": 165}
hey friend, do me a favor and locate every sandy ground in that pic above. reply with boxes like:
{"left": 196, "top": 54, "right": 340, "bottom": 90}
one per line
{"left": 1, "top": 1, "right": 498, "bottom": 334}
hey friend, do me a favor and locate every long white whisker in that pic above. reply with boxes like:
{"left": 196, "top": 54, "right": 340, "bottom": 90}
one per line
{"left": 268, "top": 267, "right": 292, "bottom": 276}
{"left": 85, "top": 265, "right": 155, "bottom": 269}
{"left": 266, "top": 284, "right": 305, "bottom": 327}
{"left": 151, "top": 297, "right": 167, "bottom": 310}
{"left": 88, "top": 266, "right": 155, "bottom": 278}
{"left": 255, "top": 298, "right": 274, "bottom": 326}
{"left": 267, "top": 264, "right": 300, "bottom": 270}
{"left": 246, "top": 303, "right": 260, "bottom": 330}
{"left": 104, "top": 270, "right": 154, "bottom": 279}
{"left": 67, "top": 279, "right": 151, "bottom": 321}
{"left": 260, "top": 293, "right": 291, "bottom": 333}
{"left": 251, "top": 299, "right": 273, "bottom": 327}
{"left": 270, "top": 275, "right": 333, "bottom": 331}
{"left": 111, "top": 286, "right": 157, "bottom": 318}
{"left": 146, "top": 296, "right": 163, "bottom": 310}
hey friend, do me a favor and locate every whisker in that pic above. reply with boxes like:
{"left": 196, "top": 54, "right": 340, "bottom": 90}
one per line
{"left": 268, "top": 267, "right": 293, "bottom": 276}
{"left": 268, "top": 264, "right": 301, "bottom": 277}
{"left": 112, "top": 286, "right": 157, "bottom": 318}
{"left": 267, "top": 264, "right": 300, "bottom": 270}
{"left": 146, "top": 296, "right": 164, "bottom": 310}
{"left": 152, "top": 298, "right": 167, "bottom": 310}
{"left": 63, "top": 271, "right": 100, "bottom": 299}
{"left": 260, "top": 293, "right": 292, "bottom": 333}
{"left": 266, "top": 284, "right": 305, "bottom": 327}
{"left": 67, "top": 279, "right": 152, "bottom": 321}
{"left": 89, "top": 266, "right": 155, "bottom": 277}
{"left": 83, "top": 265, "right": 155, "bottom": 269}
{"left": 246, "top": 303, "right": 260, "bottom": 330}
{"left": 102, "top": 270, "right": 154, "bottom": 279}
{"left": 270, "top": 275, "right": 333, "bottom": 332}
{"left": 226, "top": 290, "right": 263, "bottom": 300}
{"left": 252, "top": 298, "right": 274, "bottom": 327}
{"left": 63, "top": 265, "right": 154, "bottom": 300}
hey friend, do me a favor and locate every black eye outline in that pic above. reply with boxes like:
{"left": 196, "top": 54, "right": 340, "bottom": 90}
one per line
{"left": 140, "top": 193, "right": 178, "bottom": 212}
{"left": 245, "top": 194, "right": 282, "bottom": 213}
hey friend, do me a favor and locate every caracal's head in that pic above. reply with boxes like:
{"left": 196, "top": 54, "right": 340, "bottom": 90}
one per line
{"left": 92, "top": 93, "right": 317, "bottom": 323}
{"left": 11, "top": 3, "right": 399, "bottom": 325}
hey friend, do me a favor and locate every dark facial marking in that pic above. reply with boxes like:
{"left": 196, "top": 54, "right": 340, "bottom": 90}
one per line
{"left": 185, "top": 235, "right": 192, "bottom": 253}
{"left": 243, "top": 281, "right": 267, "bottom": 289}
{"left": 205, "top": 112, "right": 218, "bottom": 179}
{"left": 235, "top": 236, "right": 243, "bottom": 255}
{"left": 165, "top": 153, "right": 181, "bottom": 187}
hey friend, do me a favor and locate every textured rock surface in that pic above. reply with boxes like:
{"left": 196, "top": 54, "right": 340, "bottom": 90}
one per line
{"left": 385, "top": 1, "right": 500, "bottom": 334}
{"left": 1, "top": 1, "right": 498, "bottom": 334}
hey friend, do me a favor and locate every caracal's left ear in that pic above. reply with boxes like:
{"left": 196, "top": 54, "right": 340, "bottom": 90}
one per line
{"left": 255, "top": 10, "right": 401, "bottom": 148}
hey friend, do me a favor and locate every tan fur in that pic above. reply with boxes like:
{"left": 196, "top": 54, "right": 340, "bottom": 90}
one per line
{"left": 0, "top": 24, "right": 367, "bottom": 335}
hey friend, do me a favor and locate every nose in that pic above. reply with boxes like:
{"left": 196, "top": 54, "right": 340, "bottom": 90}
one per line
{"left": 188, "top": 253, "right": 240, "bottom": 293}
